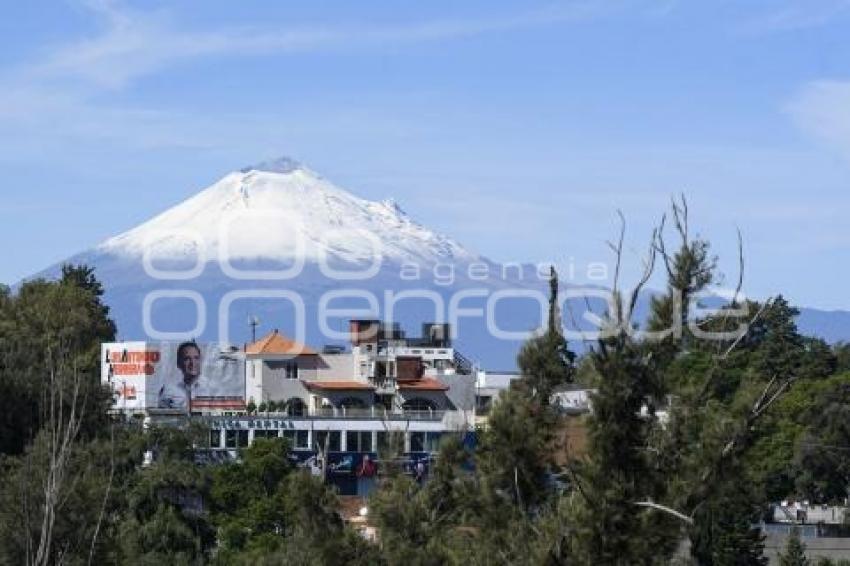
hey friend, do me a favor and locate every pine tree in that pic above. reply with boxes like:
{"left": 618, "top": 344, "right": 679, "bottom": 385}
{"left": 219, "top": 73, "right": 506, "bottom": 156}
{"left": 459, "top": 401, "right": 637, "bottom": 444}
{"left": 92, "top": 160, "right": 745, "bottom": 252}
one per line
{"left": 477, "top": 267, "right": 574, "bottom": 511}
{"left": 750, "top": 296, "right": 804, "bottom": 381}
{"left": 647, "top": 196, "right": 716, "bottom": 369}
{"left": 571, "top": 338, "right": 681, "bottom": 563}
{"left": 688, "top": 462, "right": 767, "bottom": 565}
{"left": 516, "top": 266, "right": 575, "bottom": 400}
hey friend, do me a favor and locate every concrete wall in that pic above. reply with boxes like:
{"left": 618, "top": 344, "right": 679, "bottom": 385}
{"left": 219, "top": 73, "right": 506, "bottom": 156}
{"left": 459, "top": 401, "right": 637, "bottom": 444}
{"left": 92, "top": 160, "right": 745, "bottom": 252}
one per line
{"left": 763, "top": 533, "right": 850, "bottom": 564}
{"left": 247, "top": 354, "right": 322, "bottom": 404}
{"left": 262, "top": 354, "right": 320, "bottom": 381}
{"left": 252, "top": 376, "right": 308, "bottom": 405}
{"left": 314, "top": 353, "right": 357, "bottom": 381}
{"left": 441, "top": 374, "right": 476, "bottom": 412}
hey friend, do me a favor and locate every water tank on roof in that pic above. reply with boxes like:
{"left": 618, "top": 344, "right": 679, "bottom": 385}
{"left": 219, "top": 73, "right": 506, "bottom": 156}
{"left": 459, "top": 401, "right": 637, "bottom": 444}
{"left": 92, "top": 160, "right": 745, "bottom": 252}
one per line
{"left": 422, "top": 323, "right": 451, "bottom": 347}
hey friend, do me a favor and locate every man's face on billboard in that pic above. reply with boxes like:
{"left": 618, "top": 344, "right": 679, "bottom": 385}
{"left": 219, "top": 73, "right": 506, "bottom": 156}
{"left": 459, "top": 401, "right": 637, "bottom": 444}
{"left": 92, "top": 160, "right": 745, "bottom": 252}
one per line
{"left": 178, "top": 345, "right": 201, "bottom": 382}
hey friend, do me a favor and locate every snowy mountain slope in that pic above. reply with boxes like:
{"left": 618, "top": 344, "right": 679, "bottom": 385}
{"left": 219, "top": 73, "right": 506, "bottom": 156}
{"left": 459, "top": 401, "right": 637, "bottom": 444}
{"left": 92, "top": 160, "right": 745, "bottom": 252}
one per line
{"left": 99, "top": 157, "right": 477, "bottom": 267}
{"left": 27, "top": 157, "right": 543, "bottom": 368}
{"left": 22, "top": 156, "right": 850, "bottom": 368}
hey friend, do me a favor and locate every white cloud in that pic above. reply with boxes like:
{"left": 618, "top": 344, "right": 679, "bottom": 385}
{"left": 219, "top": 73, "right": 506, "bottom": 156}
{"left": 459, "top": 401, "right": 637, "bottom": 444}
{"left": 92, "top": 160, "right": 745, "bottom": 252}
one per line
{"left": 18, "top": 1, "right": 605, "bottom": 90}
{"left": 0, "top": 0, "right": 611, "bottom": 151}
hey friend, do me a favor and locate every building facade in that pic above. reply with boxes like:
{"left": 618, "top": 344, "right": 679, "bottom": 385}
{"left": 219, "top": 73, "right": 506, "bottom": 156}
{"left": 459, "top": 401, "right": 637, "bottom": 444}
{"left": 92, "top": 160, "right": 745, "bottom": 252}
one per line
{"left": 105, "top": 321, "right": 483, "bottom": 494}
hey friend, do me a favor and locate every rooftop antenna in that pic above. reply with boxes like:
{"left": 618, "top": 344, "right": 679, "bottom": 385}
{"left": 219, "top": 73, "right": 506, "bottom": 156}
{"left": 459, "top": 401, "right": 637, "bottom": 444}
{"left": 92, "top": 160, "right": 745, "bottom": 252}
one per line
{"left": 249, "top": 315, "right": 260, "bottom": 343}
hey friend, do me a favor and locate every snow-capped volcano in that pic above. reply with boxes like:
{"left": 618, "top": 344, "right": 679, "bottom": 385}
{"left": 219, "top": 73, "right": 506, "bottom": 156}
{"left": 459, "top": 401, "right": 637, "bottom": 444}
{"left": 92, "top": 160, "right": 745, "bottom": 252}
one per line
{"left": 26, "top": 157, "right": 537, "bottom": 367}
{"left": 21, "top": 157, "right": 850, "bottom": 367}
{"left": 99, "top": 157, "right": 477, "bottom": 267}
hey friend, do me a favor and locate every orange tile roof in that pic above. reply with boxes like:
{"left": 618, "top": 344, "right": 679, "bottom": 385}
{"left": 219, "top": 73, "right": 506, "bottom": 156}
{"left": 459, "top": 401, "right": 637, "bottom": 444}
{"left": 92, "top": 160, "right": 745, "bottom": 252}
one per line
{"left": 397, "top": 378, "right": 449, "bottom": 391}
{"left": 304, "top": 380, "right": 375, "bottom": 391}
{"left": 245, "top": 329, "right": 316, "bottom": 355}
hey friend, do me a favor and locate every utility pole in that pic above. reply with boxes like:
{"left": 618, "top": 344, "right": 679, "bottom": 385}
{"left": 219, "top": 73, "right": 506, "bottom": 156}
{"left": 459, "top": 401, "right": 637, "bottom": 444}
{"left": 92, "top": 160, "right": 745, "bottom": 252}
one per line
{"left": 249, "top": 315, "right": 260, "bottom": 343}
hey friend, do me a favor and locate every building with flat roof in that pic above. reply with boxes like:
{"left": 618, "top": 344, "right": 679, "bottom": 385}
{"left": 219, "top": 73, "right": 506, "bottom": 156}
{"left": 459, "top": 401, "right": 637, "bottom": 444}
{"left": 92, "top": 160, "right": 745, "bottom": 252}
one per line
{"left": 103, "top": 320, "right": 482, "bottom": 494}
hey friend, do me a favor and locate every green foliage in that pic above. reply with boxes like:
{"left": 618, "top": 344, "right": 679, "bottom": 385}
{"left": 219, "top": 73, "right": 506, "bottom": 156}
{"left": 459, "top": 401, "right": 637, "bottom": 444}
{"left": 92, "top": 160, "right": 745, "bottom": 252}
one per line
{"left": 749, "top": 296, "right": 804, "bottom": 380}
{"left": 745, "top": 373, "right": 850, "bottom": 502}
{"left": 210, "top": 438, "right": 294, "bottom": 550}
{"left": 794, "top": 376, "right": 850, "bottom": 502}
{"left": 688, "top": 464, "right": 767, "bottom": 566}
{"left": 0, "top": 421, "right": 172, "bottom": 565}
{"left": 366, "top": 270, "right": 575, "bottom": 564}
{"left": 799, "top": 338, "right": 837, "bottom": 380}
{"left": 476, "top": 267, "right": 573, "bottom": 511}
{"left": 475, "top": 385, "right": 558, "bottom": 511}
{"left": 834, "top": 343, "right": 850, "bottom": 374}
{"left": 571, "top": 341, "right": 682, "bottom": 563}
{"left": 118, "top": 427, "right": 215, "bottom": 563}
{"left": 0, "top": 264, "right": 115, "bottom": 456}
{"left": 516, "top": 267, "right": 575, "bottom": 399}
{"left": 778, "top": 529, "right": 810, "bottom": 566}
{"left": 370, "top": 474, "right": 447, "bottom": 564}
{"left": 574, "top": 354, "right": 602, "bottom": 387}
{"left": 209, "top": 437, "right": 374, "bottom": 563}
{"left": 5, "top": 212, "right": 850, "bottom": 565}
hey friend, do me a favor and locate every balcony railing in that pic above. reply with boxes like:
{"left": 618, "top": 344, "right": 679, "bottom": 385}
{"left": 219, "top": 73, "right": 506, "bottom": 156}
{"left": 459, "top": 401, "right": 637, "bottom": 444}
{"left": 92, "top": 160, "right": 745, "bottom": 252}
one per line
{"left": 256, "top": 407, "right": 446, "bottom": 421}
{"left": 374, "top": 347, "right": 454, "bottom": 358}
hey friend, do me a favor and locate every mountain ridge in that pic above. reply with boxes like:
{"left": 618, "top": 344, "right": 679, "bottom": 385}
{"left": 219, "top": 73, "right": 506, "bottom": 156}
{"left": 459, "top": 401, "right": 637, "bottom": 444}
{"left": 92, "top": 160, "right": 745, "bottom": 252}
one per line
{"left": 19, "top": 157, "right": 850, "bottom": 367}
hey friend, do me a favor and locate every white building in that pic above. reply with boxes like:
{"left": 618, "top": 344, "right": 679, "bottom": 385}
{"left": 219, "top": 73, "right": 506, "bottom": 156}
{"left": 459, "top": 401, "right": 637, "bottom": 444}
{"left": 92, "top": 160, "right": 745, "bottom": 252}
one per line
{"left": 106, "top": 321, "right": 482, "bottom": 492}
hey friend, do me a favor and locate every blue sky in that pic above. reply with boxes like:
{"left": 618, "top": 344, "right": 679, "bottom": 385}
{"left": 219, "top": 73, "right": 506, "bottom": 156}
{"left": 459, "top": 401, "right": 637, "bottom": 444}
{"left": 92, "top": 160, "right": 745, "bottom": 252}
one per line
{"left": 2, "top": 0, "right": 850, "bottom": 309}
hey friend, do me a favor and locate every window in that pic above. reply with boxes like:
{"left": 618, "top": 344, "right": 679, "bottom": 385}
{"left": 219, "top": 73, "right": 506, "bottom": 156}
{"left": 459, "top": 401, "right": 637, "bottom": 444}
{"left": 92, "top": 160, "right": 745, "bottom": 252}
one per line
{"left": 402, "top": 398, "right": 437, "bottom": 412}
{"left": 346, "top": 431, "right": 373, "bottom": 452}
{"left": 314, "top": 431, "right": 341, "bottom": 452}
{"left": 225, "top": 429, "right": 250, "bottom": 448}
{"left": 409, "top": 431, "right": 425, "bottom": 452}
{"left": 282, "top": 429, "right": 309, "bottom": 449}
{"left": 339, "top": 397, "right": 366, "bottom": 410}
{"left": 375, "top": 361, "right": 387, "bottom": 378}
{"left": 253, "top": 430, "right": 278, "bottom": 441}
{"left": 266, "top": 360, "right": 298, "bottom": 379}
{"left": 375, "top": 394, "right": 393, "bottom": 411}
{"left": 476, "top": 395, "right": 493, "bottom": 415}
{"left": 296, "top": 430, "right": 308, "bottom": 449}
{"left": 209, "top": 430, "right": 222, "bottom": 448}
{"left": 377, "top": 431, "right": 404, "bottom": 456}
{"left": 284, "top": 360, "right": 298, "bottom": 379}
{"left": 425, "top": 432, "right": 442, "bottom": 452}
{"left": 285, "top": 398, "right": 306, "bottom": 416}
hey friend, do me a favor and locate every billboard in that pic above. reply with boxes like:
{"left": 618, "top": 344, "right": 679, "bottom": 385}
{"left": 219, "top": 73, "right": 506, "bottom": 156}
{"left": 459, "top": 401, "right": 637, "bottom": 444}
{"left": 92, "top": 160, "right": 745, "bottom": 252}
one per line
{"left": 102, "top": 341, "right": 245, "bottom": 411}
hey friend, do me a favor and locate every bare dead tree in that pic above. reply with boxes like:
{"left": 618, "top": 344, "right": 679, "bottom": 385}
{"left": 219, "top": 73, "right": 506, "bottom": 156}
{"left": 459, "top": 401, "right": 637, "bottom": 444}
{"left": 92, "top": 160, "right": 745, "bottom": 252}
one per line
{"left": 584, "top": 200, "right": 799, "bottom": 534}
{"left": 594, "top": 209, "right": 658, "bottom": 360}
{"left": 32, "top": 342, "right": 87, "bottom": 566}
{"left": 87, "top": 424, "right": 116, "bottom": 566}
